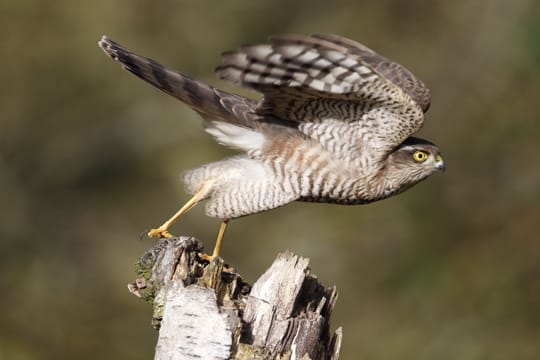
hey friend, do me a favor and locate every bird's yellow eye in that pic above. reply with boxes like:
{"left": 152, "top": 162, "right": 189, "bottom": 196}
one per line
{"left": 413, "top": 150, "right": 428, "bottom": 162}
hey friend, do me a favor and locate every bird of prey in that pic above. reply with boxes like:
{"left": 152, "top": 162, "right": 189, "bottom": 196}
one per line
{"left": 99, "top": 34, "right": 445, "bottom": 259}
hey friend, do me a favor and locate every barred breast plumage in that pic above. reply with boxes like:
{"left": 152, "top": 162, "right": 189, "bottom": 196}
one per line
{"left": 98, "top": 33, "right": 445, "bottom": 258}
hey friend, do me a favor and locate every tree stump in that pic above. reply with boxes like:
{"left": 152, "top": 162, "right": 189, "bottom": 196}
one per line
{"left": 128, "top": 237, "right": 342, "bottom": 360}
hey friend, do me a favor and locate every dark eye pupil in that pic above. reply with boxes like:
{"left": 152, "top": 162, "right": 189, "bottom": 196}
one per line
{"left": 415, "top": 152, "right": 425, "bottom": 160}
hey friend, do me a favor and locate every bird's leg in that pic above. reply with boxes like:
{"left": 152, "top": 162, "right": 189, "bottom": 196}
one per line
{"left": 198, "top": 220, "right": 229, "bottom": 262}
{"left": 213, "top": 220, "right": 229, "bottom": 258}
{"left": 147, "top": 186, "right": 208, "bottom": 239}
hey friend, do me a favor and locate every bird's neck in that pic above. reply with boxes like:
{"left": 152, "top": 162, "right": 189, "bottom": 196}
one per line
{"left": 358, "top": 163, "right": 410, "bottom": 202}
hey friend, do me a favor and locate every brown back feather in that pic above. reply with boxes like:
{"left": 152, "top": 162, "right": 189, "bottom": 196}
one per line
{"left": 312, "top": 34, "right": 431, "bottom": 112}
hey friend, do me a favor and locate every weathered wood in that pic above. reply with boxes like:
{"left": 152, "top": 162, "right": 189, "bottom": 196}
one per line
{"left": 128, "top": 237, "right": 341, "bottom": 360}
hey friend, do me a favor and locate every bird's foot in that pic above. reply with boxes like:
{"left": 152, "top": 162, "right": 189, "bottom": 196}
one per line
{"left": 147, "top": 227, "right": 173, "bottom": 239}
{"left": 197, "top": 252, "right": 236, "bottom": 273}
{"left": 197, "top": 252, "right": 215, "bottom": 262}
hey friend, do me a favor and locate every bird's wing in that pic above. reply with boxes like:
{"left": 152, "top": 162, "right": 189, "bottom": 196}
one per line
{"left": 215, "top": 34, "right": 429, "bottom": 161}
{"left": 311, "top": 34, "right": 431, "bottom": 112}
{"left": 98, "top": 36, "right": 258, "bottom": 129}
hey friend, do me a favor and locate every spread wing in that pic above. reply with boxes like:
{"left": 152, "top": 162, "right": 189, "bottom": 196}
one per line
{"left": 312, "top": 34, "right": 431, "bottom": 112}
{"left": 215, "top": 34, "right": 430, "bottom": 162}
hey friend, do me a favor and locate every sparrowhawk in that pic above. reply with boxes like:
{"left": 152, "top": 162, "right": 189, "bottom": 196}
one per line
{"left": 99, "top": 34, "right": 445, "bottom": 259}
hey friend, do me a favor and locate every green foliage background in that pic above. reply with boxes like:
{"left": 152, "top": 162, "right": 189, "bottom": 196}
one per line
{"left": 1, "top": 0, "right": 539, "bottom": 358}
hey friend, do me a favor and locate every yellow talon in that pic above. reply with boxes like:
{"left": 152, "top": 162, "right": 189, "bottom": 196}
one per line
{"left": 197, "top": 252, "right": 215, "bottom": 262}
{"left": 147, "top": 228, "right": 173, "bottom": 239}
{"left": 196, "top": 221, "right": 229, "bottom": 262}
{"left": 197, "top": 252, "right": 236, "bottom": 273}
{"left": 146, "top": 186, "right": 209, "bottom": 240}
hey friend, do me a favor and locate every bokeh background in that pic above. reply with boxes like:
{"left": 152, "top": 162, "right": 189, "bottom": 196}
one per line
{"left": 2, "top": 0, "right": 539, "bottom": 359}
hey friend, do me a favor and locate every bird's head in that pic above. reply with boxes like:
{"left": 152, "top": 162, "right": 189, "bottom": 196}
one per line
{"left": 386, "top": 137, "right": 445, "bottom": 188}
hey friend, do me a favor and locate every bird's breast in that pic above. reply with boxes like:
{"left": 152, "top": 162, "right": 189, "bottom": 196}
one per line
{"left": 263, "top": 146, "right": 381, "bottom": 205}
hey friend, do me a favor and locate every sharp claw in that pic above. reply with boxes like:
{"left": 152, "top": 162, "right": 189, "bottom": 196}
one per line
{"left": 147, "top": 228, "right": 173, "bottom": 239}
{"left": 196, "top": 253, "right": 235, "bottom": 273}
{"left": 197, "top": 253, "right": 215, "bottom": 262}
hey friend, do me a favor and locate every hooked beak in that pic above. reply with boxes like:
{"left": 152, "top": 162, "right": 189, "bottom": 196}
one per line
{"left": 435, "top": 155, "right": 446, "bottom": 172}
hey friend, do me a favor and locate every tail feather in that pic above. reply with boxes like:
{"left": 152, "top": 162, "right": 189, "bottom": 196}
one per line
{"left": 98, "top": 36, "right": 257, "bottom": 127}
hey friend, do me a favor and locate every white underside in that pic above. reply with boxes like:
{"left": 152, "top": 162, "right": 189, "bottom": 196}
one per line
{"left": 204, "top": 121, "right": 265, "bottom": 152}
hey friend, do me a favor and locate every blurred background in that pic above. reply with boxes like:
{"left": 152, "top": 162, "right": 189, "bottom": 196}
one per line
{"left": 1, "top": 0, "right": 539, "bottom": 359}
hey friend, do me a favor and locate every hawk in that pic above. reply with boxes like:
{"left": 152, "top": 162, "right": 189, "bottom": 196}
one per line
{"left": 99, "top": 34, "right": 445, "bottom": 259}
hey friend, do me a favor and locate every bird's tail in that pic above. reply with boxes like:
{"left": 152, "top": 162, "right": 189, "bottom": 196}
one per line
{"left": 98, "top": 36, "right": 256, "bottom": 125}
